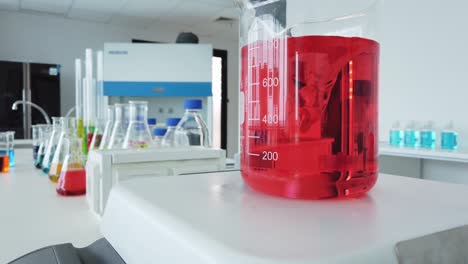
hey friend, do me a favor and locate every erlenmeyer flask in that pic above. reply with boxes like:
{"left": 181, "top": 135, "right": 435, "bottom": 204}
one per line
{"left": 89, "top": 118, "right": 105, "bottom": 151}
{"left": 56, "top": 136, "right": 86, "bottom": 196}
{"left": 49, "top": 117, "right": 77, "bottom": 182}
{"left": 123, "top": 101, "right": 153, "bottom": 149}
{"left": 42, "top": 117, "right": 63, "bottom": 174}
{"left": 32, "top": 124, "right": 42, "bottom": 160}
{"left": 34, "top": 125, "right": 51, "bottom": 169}
{"left": 123, "top": 104, "right": 130, "bottom": 130}
{"left": 99, "top": 105, "right": 114, "bottom": 150}
{"left": 107, "top": 104, "right": 127, "bottom": 150}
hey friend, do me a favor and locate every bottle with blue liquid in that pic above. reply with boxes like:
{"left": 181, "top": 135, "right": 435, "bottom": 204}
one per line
{"left": 441, "top": 121, "right": 458, "bottom": 150}
{"left": 420, "top": 121, "right": 436, "bottom": 149}
{"left": 404, "top": 121, "right": 420, "bottom": 148}
{"left": 389, "top": 121, "right": 404, "bottom": 147}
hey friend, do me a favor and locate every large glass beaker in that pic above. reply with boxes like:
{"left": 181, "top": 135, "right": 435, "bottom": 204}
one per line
{"left": 238, "top": 0, "right": 380, "bottom": 199}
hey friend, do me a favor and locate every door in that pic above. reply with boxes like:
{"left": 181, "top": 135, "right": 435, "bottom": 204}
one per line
{"left": 212, "top": 49, "right": 228, "bottom": 150}
{"left": 0, "top": 61, "right": 24, "bottom": 138}
{"left": 29, "top": 63, "right": 61, "bottom": 125}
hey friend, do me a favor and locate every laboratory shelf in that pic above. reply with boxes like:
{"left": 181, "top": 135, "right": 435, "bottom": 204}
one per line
{"left": 379, "top": 143, "right": 468, "bottom": 163}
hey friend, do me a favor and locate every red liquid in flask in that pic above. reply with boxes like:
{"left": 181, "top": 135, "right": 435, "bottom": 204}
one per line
{"left": 240, "top": 36, "right": 379, "bottom": 199}
{"left": 56, "top": 166, "right": 86, "bottom": 196}
{"left": 86, "top": 133, "right": 94, "bottom": 150}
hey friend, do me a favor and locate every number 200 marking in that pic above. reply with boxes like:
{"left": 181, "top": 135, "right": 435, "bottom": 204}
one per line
{"left": 262, "top": 151, "right": 278, "bottom": 161}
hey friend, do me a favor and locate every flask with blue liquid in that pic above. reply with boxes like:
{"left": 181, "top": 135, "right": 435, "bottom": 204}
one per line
{"left": 404, "top": 121, "right": 420, "bottom": 148}
{"left": 389, "top": 121, "right": 404, "bottom": 147}
{"left": 441, "top": 121, "right": 458, "bottom": 150}
{"left": 420, "top": 121, "right": 436, "bottom": 149}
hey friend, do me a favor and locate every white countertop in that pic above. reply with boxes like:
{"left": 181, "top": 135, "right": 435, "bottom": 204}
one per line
{"left": 102, "top": 171, "right": 468, "bottom": 264}
{"left": 0, "top": 149, "right": 101, "bottom": 263}
{"left": 13, "top": 139, "right": 33, "bottom": 148}
{"left": 379, "top": 142, "right": 468, "bottom": 163}
{"left": 5, "top": 147, "right": 468, "bottom": 263}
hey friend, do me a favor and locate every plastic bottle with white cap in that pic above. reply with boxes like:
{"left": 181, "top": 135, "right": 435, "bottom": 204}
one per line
{"left": 441, "top": 121, "right": 458, "bottom": 150}
{"left": 389, "top": 121, "right": 404, "bottom": 147}
{"left": 404, "top": 121, "right": 420, "bottom": 148}
{"left": 420, "top": 121, "right": 436, "bottom": 149}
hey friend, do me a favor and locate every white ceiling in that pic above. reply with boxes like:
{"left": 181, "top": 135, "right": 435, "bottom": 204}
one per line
{"left": 0, "top": 0, "right": 239, "bottom": 40}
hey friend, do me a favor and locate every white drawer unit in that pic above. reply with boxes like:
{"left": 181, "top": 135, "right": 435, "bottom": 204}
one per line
{"left": 85, "top": 147, "right": 226, "bottom": 216}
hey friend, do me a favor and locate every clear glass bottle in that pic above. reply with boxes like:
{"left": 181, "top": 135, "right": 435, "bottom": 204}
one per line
{"left": 148, "top": 118, "right": 157, "bottom": 137}
{"left": 161, "top": 118, "right": 181, "bottom": 147}
{"left": 153, "top": 128, "right": 167, "bottom": 147}
{"left": 42, "top": 117, "right": 63, "bottom": 174}
{"left": 99, "top": 105, "right": 115, "bottom": 150}
{"left": 108, "top": 104, "right": 128, "bottom": 150}
{"left": 175, "top": 99, "right": 211, "bottom": 147}
{"left": 56, "top": 136, "right": 86, "bottom": 196}
{"left": 389, "top": 121, "right": 404, "bottom": 147}
{"left": 441, "top": 121, "right": 458, "bottom": 150}
{"left": 49, "top": 117, "right": 76, "bottom": 182}
{"left": 123, "top": 101, "right": 153, "bottom": 149}
{"left": 420, "top": 121, "right": 436, "bottom": 149}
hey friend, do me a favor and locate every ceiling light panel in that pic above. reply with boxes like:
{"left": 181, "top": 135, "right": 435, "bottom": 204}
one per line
{"left": 160, "top": 1, "right": 225, "bottom": 25}
{"left": 119, "top": 0, "right": 182, "bottom": 19}
{"left": 68, "top": 8, "right": 113, "bottom": 23}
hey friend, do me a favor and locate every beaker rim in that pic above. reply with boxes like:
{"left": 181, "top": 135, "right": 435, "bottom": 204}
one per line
{"left": 236, "top": 0, "right": 381, "bottom": 27}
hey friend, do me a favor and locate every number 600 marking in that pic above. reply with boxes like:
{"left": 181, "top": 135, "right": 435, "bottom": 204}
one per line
{"left": 262, "top": 151, "right": 278, "bottom": 161}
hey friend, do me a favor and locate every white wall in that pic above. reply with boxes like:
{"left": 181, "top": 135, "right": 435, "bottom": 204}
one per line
{"left": 0, "top": 11, "right": 240, "bottom": 157}
{"left": 380, "top": 0, "right": 468, "bottom": 147}
{"left": 7, "top": 0, "right": 463, "bottom": 158}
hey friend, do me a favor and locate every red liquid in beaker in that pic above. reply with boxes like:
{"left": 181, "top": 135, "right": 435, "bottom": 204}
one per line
{"left": 241, "top": 36, "right": 379, "bottom": 199}
{"left": 56, "top": 169, "right": 86, "bottom": 196}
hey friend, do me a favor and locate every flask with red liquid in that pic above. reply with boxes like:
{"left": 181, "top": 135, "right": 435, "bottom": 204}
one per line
{"left": 238, "top": 0, "right": 381, "bottom": 199}
{"left": 57, "top": 136, "right": 86, "bottom": 196}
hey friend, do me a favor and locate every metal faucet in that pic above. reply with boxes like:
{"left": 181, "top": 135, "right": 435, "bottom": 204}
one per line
{"left": 12, "top": 100, "right": 51, "bottom": 125}
{"left": 65, "top": 106, "right": 76, "bottom": 118}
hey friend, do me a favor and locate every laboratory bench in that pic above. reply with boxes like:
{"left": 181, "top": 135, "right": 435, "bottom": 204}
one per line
{"left": 3, "top": 148, "right": 468, "bottom": 263}
{"left": 0, "top": 149, "right": 101, "bottom": 263}
{"left": 379, "top": 142, "right": 468, "bottom": 184}
{"left": 12, "top": 140, "right": 33, "bottom": 149}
